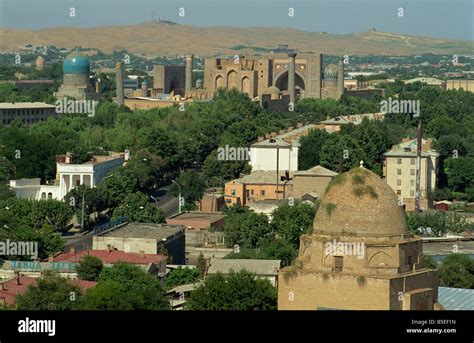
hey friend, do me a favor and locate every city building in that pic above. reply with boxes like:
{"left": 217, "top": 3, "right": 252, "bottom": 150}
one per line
{"left": 0, "top": 275, "right": 96, "bottom": 307}
{"left": 0, "top": 102, "right": 57, "bottom": 126}
{"left": 292, "top": 165, "right": 338, "bottom": 199}
{"left": 92, "top": 222, "right": 186, "bottom": 265}
{"left": 196, "top": 188, "right": 225, "bottom": 212}
{"left": 54, "top": 51, "right": 101, "bottom": 101}
{"left": 318, "top": 112, "right": 385, "bottom": 133}
{"left": 51, "top": 249, "right": 168, "bottom": 276}
{"left": 203, "top": 47, "right": 345, "bottom": 102}
{"left": 278, "top": 167, "right": 442, "bottom": 310}
{"left": 438, "top": 287, "right": 474, "bottom": 310}
{"left": 250, "top": 124, "right": 317, "bottom": 172}
{"left": 224, "top": 170, "right": 294, "bottom": 206}
{"left": 445, "top": 79, "right": 474, "bottom": 93}
{"left": 404, "top": 77, "right": 444, "bottom": 87}
{"left": 207, "top": 258, "right": 281, "bottom": 287}
{"left": 9, "top": 152, "right": 125, "bottom": 200}
{"left": 35, "top": 55, "right": 45, "bottom": 71}
{"left": 383, "top": 138, "right": 438, "bottom": 211}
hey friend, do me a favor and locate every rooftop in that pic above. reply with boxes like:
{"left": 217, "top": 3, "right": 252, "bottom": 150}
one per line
{"left": 252, "top": 124, "right": 318, "bottom": 148}
{"left": 0, "top": 275, "right": 96, "bottom": 306}
{"left": 51, "top": 249, "right": 167, "bottom": 265}
{"left": 233, "top": 170, "right": 294, "bottom": 185}
{"left": 294, "top": 165, "right": 338, "bottom": 177}
{"left": 99, "top": 222, "right": 184, "bottom": 241}
{"left": 208, "top": 258, "right": 281, "bottom": 276}
{"left": 438, "top": 287, "right": 474, "bottom": 310}
{"left": 385, "top": 138, "right": 439, "bottom": 158}
{"left": 0, "top": 102, "right": 56, "bottom": 109}
{"left": 167, "top": 212, "right": 226, "bottom": 223}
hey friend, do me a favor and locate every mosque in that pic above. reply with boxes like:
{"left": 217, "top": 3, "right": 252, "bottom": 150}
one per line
{"left": 54, "top": 51, "right": 101, "bottom": 101}
{"left": 278, "top": 166, "right": 442, "bottom": 310}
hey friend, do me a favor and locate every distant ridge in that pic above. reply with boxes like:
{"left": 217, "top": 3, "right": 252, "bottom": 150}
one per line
{"left": 0, "top": 23, "right": 472, "bottom": 57}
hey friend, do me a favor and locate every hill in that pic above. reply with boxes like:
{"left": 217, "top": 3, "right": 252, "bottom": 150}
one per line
{"left": 0, "top": 23, "right": 471, "bottom": 57}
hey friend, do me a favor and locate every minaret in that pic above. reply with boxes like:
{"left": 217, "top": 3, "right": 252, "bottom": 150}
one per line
{"left": 185, "top": 54, "right": 194, "bottom": 93}
{"left": 287, "top": 50, "right": 297, "bottom": 105}
{"left": 316, "top": 53, "right": 323, "bottom": 99}
{"left": 115, "top": 62, "right": 124, "bottom": 106}
{"left": 337, "top": 57, "right": 345, "bottom": 100}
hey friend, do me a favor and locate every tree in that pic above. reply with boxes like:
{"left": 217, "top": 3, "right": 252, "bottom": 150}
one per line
{"left": 223, "top": 208, "right": 271, "bottom": 249}
{"left": 438, "top": 254, "right": 474, "bottom": 289}
{"left": 444, "top": 157, "right": 474, "bottom": 193}
{"left": 186, "top": 270, "right": 277, "bottom": 310}
{"left": 163, "top": 267, "right": 201, "bottom": 290}
{"left": 15, "top": 271, "right": 82, "bottom": 310}
{"left": 112, "top": 191, "right": 165, "bottom": 223}
{"left": 97, "top": 263, "right": 169, "bottom": 310}
{"left": 271, "top": 202, "right": 315, "bottom": 249}
{"left": 168, "top": 170, "right": 207, "bottom": 204}
{"left": 196, "top": 253, "right": 207, "bottom": 277}
{"left": 76, "top": 256, "right": 103, "bottom": 281}
{"left": 78, "top": 280, "right": 142, "bottom": 310}
{"left": 319, "top": 134, "right": 365, "bottom": 173}
{"left": 298, "top": 129, "right": 330, "bottom": 170}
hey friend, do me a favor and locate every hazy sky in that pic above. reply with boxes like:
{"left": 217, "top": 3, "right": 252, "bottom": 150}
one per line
{"left": 0, "top": 0, "right": 473, "bottom": 41}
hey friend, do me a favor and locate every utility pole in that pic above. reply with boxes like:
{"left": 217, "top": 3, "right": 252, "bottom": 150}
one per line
{"left": 415, "top": 112, "right": 423, "bottom": 213}
{"left": 172, "top": 180, "right": 182, "bottom": 214}
{"left": 81, "top": 189, "right": 85, "bottom": 230}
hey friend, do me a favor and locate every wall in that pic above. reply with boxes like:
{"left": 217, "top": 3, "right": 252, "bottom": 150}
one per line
{"left": 292, "top": 175, "right": 333, "bottom": 198}
{"left": 250, "top": 146, "right": 298, "bottom": 171}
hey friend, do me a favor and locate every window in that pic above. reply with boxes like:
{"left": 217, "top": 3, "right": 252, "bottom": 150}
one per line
{"left": 397, "top": 158, "right": 402, "bottom": 165}
{"left": 411, "top": 158, "right": 416, "bottom": 165}
{"left": 397, "top": 169, "right": 402, "bottom": 175}
{"left": 410, "top": 190, "right": 415, "bottom": 196}
{"left": 261, "top": 190, "right": 265, "bottom": 196}
{"left": 333, "top": 256, "right": 343, "bottom": 272}
{"left": 397, "top": 190, "right": 401, "bottom": 195}
{"left": 41, "top": 192, "right": 46, "bottom": 199}
{"left": 411, "top": 169, "right": 415, "bottom": 176}
{"left": 397, "top": 179, "right": 402, "bottom": 186}
{"left": 410, "top": 180, "right": 415, "bottom": 187}
{"left": 47, "top": 193, "right": 53, "bottom": 199}
{"left": 250, "top": 189, "right": 254, "bottom": 195}
{"left": 231, "top": 189, "right": 236, "bottom": 196}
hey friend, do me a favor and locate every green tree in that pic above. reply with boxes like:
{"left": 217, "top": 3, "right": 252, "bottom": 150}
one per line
{"left": 168, "top": 170, "right": 207, "bottom": 204}
{"left": 163, "top": 267, "right": 201, "bottom": 290}
{"left": 78, "top": 280, "right": 142, "bottom": 310}
{"left": 186, "top": 270, "right": 277, "bottom": 310}
{"left": 76, "top": 255, "right": 104, "bottom": 281}
{"left": 320, "top": 134, "right": 365, "bottom": 173}
{"left": 438, "top": 254, "right": 474, "bottom": 289}
{"left": 15, "top": 271, "right": 82, "bottom": 310}
{"left": 298, "top": 129, "right": 330, "bottom": 170}
{"left": 223, "top": 207, "right": 271, "bottom": 249}
{"left": 196, "top": 253, "right": 207, "bottom": 277}
{"left": 112, "top": 191, "right": 165, "bottom": 223}
{"left": 97, "top": 263, "right": 169, "bottom": 310}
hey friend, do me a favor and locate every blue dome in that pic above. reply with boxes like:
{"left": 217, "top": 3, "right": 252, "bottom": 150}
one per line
{"left": 63, "top": 52, "right": 90, "bottom": 74}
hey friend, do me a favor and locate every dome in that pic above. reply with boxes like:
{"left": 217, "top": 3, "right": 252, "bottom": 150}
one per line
{"left": 264, "top": 86, "right": 281, "bottom": 95}
{"left": 323, "top": 64, "right": 338, "bottom": 80}
{"left": 313, "top": 167, "right": 408, "bottom": 237}
{"left": 63, "top": 51, "right": 90, "bottom": 74}
{"left": 35, "top": 56, "right": 44, "bottom": 65}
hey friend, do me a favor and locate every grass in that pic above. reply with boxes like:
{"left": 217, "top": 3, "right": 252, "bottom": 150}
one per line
{"left": 324, "top": 203, "right": 337, "bottom": 218}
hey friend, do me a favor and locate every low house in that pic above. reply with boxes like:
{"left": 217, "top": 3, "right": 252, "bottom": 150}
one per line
{"left": 207, "top": 258, "right": 281, "bottom": 287}
{"left": 51, "top": 249, "right": 168, "bottom": 276}
{"left": 292, "top": 165, "right": 338, "bottom": 199}
{"left": 0, "top": 274, "right": 96, "bottom": 307}
{"left": 93, "top": 222, "right": 186, "bottom": 265}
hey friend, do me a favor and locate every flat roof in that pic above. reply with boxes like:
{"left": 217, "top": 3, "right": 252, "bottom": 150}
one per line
{"left": 234, "top": 170, "right": 294, "bottom": 185}
{"left": 423, "top": 240, "right": 474, "bottom": 255}
{"left": 208, "top": 258, "right": 281, "bottom": 276}
{"left": 99, "top": 222, "right": 184, "bottom": 240}
{"left": 0, "top": 102, "right": 56, "bottom": 109}
{"left": 168, "top": 212, "right": 226, "bottom": 223}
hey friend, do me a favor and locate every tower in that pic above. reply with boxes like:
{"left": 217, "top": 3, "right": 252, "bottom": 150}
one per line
{"left": 337, "top": 58, "right": 345, "bottom": 100}
{"left": 287, "top": 50, "right": 297, "bottom": 105}
{"left": 115, "top": 62, "right": 124, "bottom": 106}
{"left": 35, "top": 56, "right": 45, "bottom": 71}
{"left": 185, "top": 54, "right": 194, "bottom": 93}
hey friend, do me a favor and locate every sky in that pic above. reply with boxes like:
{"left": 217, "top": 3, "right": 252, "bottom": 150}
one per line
{"left": 0, "top": 0, "right": 473, "bottom": 41}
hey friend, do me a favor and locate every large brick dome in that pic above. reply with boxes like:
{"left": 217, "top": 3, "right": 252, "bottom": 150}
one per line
{"left": 313, "top": 167, "right": 408, "bottom": 237}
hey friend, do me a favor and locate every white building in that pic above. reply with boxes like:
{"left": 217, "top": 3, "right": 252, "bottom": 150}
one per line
{"left": 250, "top": 124, "right": 317, "bottom": 172}
{"left": 9, "top": 153, "right": 125, "bottom": 200}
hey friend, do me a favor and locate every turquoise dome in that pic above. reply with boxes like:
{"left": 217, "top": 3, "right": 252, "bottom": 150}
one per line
{"left": 63, "top": 52, "right": 90, "bottom": 74}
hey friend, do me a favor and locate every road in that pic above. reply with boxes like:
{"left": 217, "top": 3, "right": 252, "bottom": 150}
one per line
{"left": 62, "top": 185, "right": 179, "bottom": 253}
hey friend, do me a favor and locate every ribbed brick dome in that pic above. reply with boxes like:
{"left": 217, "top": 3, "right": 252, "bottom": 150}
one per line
{"left": 313, "top": 167, "right": 408, "bottom": 237}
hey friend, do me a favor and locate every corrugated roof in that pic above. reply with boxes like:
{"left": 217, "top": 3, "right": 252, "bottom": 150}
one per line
{"left": 438, "top": 287, "right": 474, "bottom": 310}
{"left": 51, "top": 249, "right": 166, "bottom": 265}
{"left": 236, "top": 170, "right": 294, "bottom": 185}
{"left": 208, "top": 259, "right": 281, "bottom": 276}
{"left": 294, "top": 165, "right": 338, "bottom": 177}
{"left": 0, "top": 102, "right": 56, "bottom": 109}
